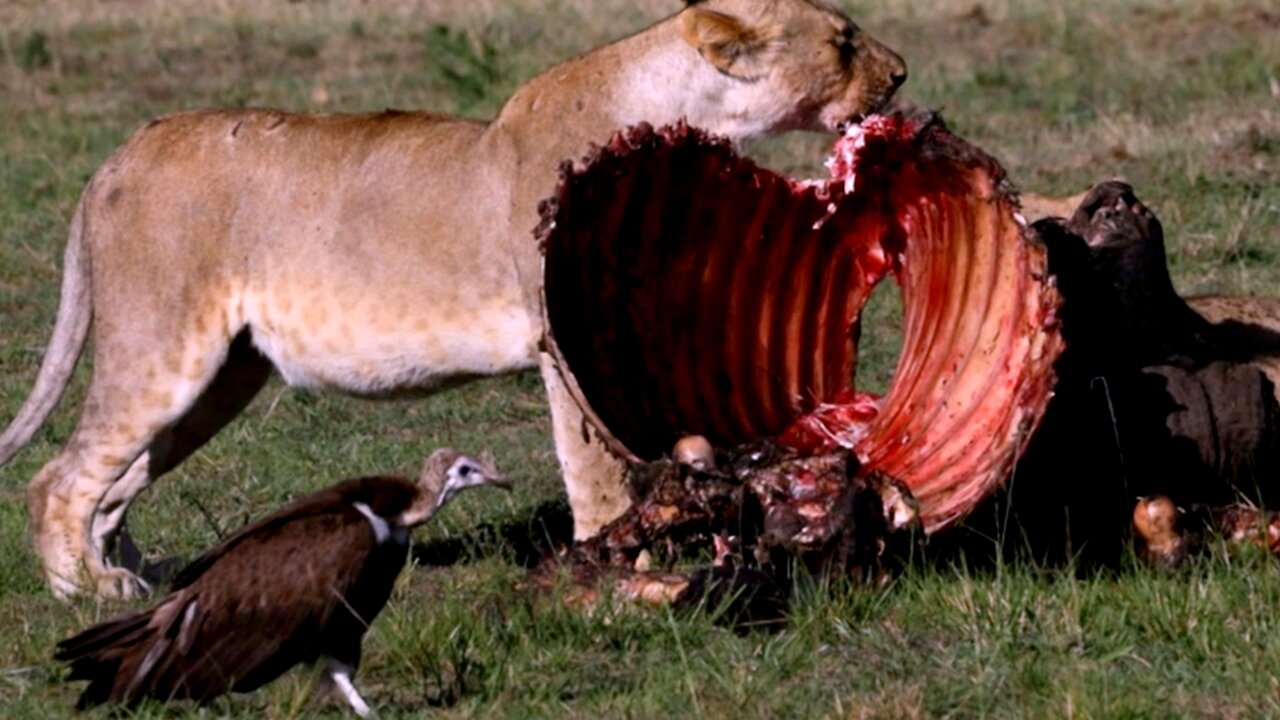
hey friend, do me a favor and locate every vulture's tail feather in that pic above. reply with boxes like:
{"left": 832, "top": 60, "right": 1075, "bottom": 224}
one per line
{"left": 55, "top": 608, "right": 160, "bottom": 707}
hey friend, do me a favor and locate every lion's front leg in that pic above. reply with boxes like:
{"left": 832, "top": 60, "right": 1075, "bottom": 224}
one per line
{"left": 539, "top": 353, "right": 633, "bottom": 540}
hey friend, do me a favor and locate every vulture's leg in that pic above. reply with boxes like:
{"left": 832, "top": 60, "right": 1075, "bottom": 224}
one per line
{"left": 319, "top": 658, "right": 372, "bottom": 718}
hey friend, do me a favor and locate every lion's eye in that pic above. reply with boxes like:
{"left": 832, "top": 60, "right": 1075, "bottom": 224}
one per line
{"left": 831, "top": 39, "right": 856, "bottom": 65}
{"left": 838, "top": 39, "right": 856, "bottom": 64}
{"left": 835, "top": 26, "right": 857, "bottom": 64}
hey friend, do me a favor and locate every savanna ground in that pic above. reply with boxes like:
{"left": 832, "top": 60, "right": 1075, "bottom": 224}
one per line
{"left": 2, "top": 0, "right": 1279, "bottom": 717}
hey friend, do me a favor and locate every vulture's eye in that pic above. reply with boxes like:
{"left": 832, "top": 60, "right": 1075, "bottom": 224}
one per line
{"left": 458, "top": 465, "right": 472, "bottom": 478}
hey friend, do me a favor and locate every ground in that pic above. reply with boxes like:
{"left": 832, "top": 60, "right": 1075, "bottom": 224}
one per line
{"left": 1, "top": 0, "right": 1279, "bottom": 717}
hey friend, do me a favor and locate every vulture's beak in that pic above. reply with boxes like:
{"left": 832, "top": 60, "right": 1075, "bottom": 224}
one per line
{"left": 433, "top": 464, "right": 512, "bottom": 510}
{"left": 477, "top": 450, "right": 509, "bottom": 489}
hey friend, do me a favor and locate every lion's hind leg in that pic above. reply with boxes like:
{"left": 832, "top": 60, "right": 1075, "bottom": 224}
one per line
{"left": 27, "top": 323, "right": 254, "bottom": 599}
{"left": 92, "top": 331, "right": 274, "bottom": 585}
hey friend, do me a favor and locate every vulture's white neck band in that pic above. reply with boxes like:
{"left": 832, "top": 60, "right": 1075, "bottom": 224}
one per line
{"left": 352, "top": 502, "right": 390, "bottom": 544}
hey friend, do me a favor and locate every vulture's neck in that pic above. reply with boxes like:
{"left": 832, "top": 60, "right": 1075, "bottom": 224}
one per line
{"left": 351, "top": 502, "right": 410, "bottom": 544}
{"left": 342, "top": 477, "right": 432, "bottom": 544}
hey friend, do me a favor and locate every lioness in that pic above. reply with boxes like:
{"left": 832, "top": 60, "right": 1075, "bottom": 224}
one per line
{"left": 0, "top": 0, "right": 906, "bottom": 598}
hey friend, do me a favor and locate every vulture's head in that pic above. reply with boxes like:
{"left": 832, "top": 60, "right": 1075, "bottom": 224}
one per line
{"left": 399, "top": 448, "right": 510, "bottom": 526}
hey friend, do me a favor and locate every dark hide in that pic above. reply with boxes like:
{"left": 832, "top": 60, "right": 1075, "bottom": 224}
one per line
{"left": 941, "top": 181, "right": 1280, "bottom": 566}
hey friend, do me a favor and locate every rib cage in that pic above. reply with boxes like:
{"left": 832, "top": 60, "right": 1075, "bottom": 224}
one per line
{"left": 539, "top": 114, "right": 1064, "bottom": 531}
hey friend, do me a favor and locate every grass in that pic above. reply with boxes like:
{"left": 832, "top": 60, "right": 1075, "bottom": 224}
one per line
{"left": 2, "top": 0, "right": 1279, "bottom": 716}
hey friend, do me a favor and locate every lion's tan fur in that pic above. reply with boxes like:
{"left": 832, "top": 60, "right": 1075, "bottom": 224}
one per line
{"left": 0, "top": 0, "right": 906, "bottom": 598}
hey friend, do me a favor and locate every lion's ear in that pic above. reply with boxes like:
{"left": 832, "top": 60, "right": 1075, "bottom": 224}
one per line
{"left": 679, "top": 7, "right": 769, "bottom": 79}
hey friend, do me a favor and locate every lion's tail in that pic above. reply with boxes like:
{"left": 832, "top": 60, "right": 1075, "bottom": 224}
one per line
{"left": 0, "top": 191, "right": 93, "bottom": 467}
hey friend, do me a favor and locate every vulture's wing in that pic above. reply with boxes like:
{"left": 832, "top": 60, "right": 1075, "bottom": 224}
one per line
{"left": 122, "top": 503, "right": 383, "bottom": 701}
{"left": 168, "top": 484, "right": 354, "bottom": 591}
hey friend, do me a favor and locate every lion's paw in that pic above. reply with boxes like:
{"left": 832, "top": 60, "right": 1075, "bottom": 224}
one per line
{"left": 94, "top": 566, "right": 154, "bottom": 600}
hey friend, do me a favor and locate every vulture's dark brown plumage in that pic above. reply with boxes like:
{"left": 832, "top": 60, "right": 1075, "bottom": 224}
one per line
{"left": 55, "top": 448, "right": 507, "bottom": 715}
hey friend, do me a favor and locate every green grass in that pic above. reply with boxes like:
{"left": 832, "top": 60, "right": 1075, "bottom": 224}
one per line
{"left": 2, "top": 0, "right": 1279, "bottom": 717}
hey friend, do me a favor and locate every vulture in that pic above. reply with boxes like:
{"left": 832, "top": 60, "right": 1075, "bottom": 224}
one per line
{"left": 55, "top": 448, "right": 509, "bottom": 716}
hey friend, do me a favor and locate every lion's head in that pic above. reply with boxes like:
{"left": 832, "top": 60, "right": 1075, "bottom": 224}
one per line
{"left": 678, "top": 0, "right": 907, "bottom": 134}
